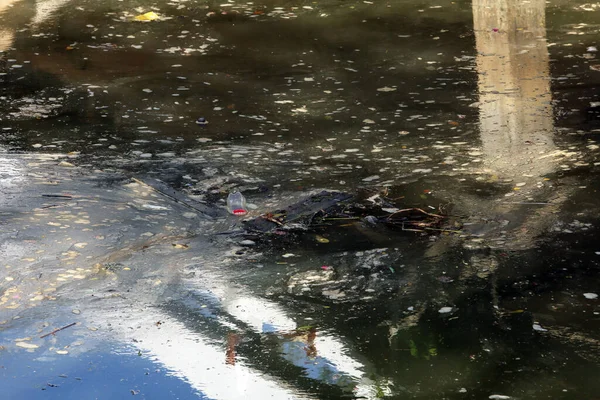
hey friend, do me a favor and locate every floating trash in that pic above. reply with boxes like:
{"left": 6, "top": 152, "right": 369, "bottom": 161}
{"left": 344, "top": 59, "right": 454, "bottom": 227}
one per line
{"left": 227, "top": 191, "right": 247, "bottom": 216}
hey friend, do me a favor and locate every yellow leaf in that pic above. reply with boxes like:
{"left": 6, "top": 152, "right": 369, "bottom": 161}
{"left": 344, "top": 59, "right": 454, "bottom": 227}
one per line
{"left": 315, "top": 235, "right": 329, "bottom": 243}
{"left": 134, "top": 11, "right": 160, "bottom": 21}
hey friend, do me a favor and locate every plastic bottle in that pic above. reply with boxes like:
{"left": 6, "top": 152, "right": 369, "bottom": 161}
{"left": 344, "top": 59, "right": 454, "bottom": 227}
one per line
{"left": 227, "top": 191, "right": 247, "bottom": 216}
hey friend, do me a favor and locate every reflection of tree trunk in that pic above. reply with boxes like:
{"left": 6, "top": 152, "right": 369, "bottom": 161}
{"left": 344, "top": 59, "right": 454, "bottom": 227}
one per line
{"left": 305, "top": 328, "right": 317, "bottom": 358}
{"left": 0, "top": 0, "right": 72, "bottom": 52}
{"left": 31, "top": 0, "right": 72, "bottom": 27}
{"left": 0, "top": 29, "right": 13, "bottom": 52}
{"left": 0, "top": 0, "right": 18, "bottom": 51}
{"left": 226, "top": 332, "right": 239, "bottom": 365}
{"left": 426, "top": 1, "right": 563, "bottom": 261}
{"left": 474, "top": 0, "right": 555, "bottom": 179}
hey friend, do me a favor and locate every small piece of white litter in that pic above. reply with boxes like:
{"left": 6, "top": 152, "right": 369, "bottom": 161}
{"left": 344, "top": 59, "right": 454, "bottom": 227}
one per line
{"left": 362, "top": 175, "right": 380, "bottom": 182}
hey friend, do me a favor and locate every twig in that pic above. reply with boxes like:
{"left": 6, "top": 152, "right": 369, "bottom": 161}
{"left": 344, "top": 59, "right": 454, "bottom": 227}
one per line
{"left": 260, "top": 215, "right": 284, "bottom": 226}
{"left": 423, "top": 227, "right": 463, "bottom": 233}
{"left": 387, "top": 207, "right": 445, "bottom": 220}
{"left": 40, "top": 204, "right": 64, "bottom": 209}
{"left": 401, "top": 224, "right": 425, "bottom": 232}
{"left": 212, "top": 229, "right": 247, "bottom": 236}
{"left": 40, "top": 322, "right": 77, "bottom": 338}
{"left": 388, "top": 196, "right": 405, "bottom": 201}
{"left": 42, "top": 194, "right": 73, "bottom": 199}
{"left": 503, "top": 202, "right": 549, "bottom": 205}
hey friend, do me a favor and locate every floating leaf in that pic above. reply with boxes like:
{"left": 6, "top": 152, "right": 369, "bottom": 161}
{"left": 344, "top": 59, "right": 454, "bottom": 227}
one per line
{"left": 134, "top": 11, "right": 159, "bottom": 21}
{"left": 315, "top": 235, "right": 329, "bottom": 243}
{"left": 16, "top": 342, "right": 39, "bottom": 349}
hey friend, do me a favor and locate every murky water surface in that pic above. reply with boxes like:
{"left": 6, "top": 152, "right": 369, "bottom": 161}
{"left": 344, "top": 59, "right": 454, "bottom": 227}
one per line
{"left": 1, "top": 0, "right": 600, "bottom": 399}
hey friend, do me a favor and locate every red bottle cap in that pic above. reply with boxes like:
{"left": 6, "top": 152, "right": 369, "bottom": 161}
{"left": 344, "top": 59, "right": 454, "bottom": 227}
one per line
{"left": 232, "top": 209, "right": 247, "bottom": 216}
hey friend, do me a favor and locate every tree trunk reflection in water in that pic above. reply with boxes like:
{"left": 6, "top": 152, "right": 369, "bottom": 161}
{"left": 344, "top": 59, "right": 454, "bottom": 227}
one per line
{"left": 474, "top": 0, "right": 555, "bottom": 180}
{"left": 0, "top": 0, "right": 70, "bottom": 51}
{"left": 0, "top": 0, "right": 16, "bottom": 51}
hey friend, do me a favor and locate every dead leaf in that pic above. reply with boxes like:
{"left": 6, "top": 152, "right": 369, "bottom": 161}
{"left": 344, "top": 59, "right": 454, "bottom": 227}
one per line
{"left": 134, "top": 11, "right": 160, "bottom": 21}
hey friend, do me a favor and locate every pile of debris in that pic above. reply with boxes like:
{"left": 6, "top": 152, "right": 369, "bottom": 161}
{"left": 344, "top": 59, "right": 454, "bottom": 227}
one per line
{"left": 243, "top": 190, "right": 452, "bottom": 235}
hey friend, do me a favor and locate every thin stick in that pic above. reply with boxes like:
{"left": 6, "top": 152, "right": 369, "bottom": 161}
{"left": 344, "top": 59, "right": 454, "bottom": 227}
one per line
{"left": 502, "top": 202, "right": 549, "bottom": 205}
{"left": 401, "top": 227, "right": 425, "bottom": 232}
{"left": 423, "top": 227, "right": 463, "bottom": 233}
{"left": 40, "top": 322, "right": 77, "bottom": 338}
{"left": 387, "top": 207, "right": 445, "bottom": 220}
{"left": 40, "top": 204, "right": 63, "bottom": 209}
{"left": 42, "top": 194, "right": 73, "bottom": 199}
{"left": 260, "top": 215, "right": 284, "bottom": 226}
{"left": 213, "top": 229, "right": 247, "bottom": 236}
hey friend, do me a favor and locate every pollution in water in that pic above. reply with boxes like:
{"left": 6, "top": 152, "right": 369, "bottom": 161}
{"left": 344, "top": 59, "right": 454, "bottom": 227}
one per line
{"left": 1, "top": 0, "right": 600, "bottom": 399}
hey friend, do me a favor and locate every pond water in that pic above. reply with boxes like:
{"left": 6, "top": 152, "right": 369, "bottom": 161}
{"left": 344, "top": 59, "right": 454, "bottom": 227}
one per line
{"left": 1, "top": 0, "right": 600, "bottom": 399}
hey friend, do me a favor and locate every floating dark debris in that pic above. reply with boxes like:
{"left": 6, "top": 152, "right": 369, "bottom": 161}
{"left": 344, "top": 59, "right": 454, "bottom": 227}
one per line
{"left": 244, "top": 190, "right": 455, "bottom": 235}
